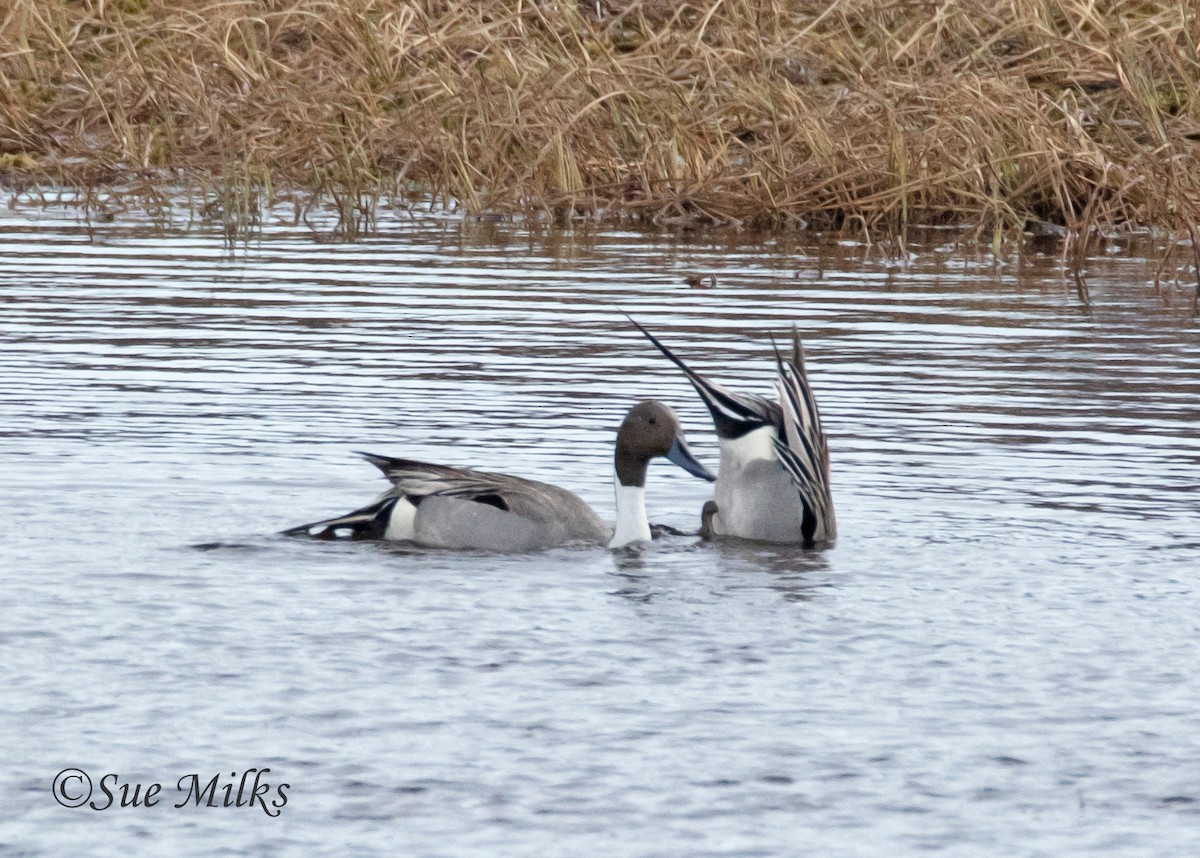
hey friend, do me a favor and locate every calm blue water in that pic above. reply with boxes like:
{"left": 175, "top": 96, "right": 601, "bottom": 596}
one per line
{"left": 1, "top": 204, "right": 1198, "bottom": 856}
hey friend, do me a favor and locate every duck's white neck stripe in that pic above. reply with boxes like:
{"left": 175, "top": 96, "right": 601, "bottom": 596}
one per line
{"left": 720, "top": 425, "right": 778, "bottom": 465}
{"left": 609, "top": 479, "right": 651, "bottom": 548}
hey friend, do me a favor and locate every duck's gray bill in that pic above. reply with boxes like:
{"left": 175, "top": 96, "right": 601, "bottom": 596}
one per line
{"left": 666, "top": 436, "right": 717, "bottom": 482}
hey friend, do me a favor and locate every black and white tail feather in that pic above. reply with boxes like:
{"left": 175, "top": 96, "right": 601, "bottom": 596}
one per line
{"left": 771, "top": 330, "right": 836, "bottom": 543}
{"left": 281, "top": 494, "right": 400, "bottom": 540}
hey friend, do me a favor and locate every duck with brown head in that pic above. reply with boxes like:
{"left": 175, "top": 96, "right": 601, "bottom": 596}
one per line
{"left": 610, "top": 399, "right": 714, "bottom": 547}
{"left": 283, "top": 399, "right": 714, "bottom": 551}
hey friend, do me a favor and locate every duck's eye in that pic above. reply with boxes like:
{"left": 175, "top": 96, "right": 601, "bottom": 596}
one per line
{"left": 648, "top": 417, "right": 657, "bottom": 425}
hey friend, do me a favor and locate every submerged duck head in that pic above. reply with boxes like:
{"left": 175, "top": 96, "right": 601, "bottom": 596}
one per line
{"left": 614, "top": 399, "right": 716, "bottom": 487}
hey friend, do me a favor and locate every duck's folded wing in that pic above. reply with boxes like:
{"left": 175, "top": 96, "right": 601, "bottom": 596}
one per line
{"left": 357, "top": 453, "right": 514, "bottom": 511}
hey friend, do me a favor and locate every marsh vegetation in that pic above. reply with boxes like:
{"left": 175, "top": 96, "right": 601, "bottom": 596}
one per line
{"left": 2, "top": 0, "right": 1198, "bottom": 248}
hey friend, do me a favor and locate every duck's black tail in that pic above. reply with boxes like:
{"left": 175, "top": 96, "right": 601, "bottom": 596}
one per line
{"left": 280, "top": 496, "right": 399, "bottom": 540}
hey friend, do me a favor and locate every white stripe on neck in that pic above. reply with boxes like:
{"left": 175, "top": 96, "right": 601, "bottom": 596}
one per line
{"left": 609, "top": 478, "right": 651, "bottom": 548}
{"left": 720, "top": 425, "right": 778, "bottom": 466}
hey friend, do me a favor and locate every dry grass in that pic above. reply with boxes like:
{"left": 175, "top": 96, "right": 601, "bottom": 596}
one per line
{"left": 1, "top": 0, "right": 1198, "bottom": 237}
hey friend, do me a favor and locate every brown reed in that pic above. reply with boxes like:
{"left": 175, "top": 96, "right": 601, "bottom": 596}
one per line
{"left": 1, "top": 0, "right": 1197, "bottom": 237}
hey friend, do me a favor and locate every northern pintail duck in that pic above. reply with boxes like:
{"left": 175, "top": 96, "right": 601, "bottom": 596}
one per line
{"left": 631, "top": 321, "right": 836, "bottom": 546}
{"left": 283, "top": 400, "right": 715, "bottom": 551}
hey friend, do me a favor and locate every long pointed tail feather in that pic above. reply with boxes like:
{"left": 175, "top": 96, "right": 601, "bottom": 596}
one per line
{"left": 627, "top": 316, "right": 774, "bottom": 439}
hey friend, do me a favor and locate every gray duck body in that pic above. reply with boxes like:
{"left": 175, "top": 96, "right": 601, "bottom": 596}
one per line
{"left": 709, "top": 454, "right": 807, "bottom": 542}
{"left": 283, "top": 399, "right": 714, "bottom": 551}
{"left": 374, "top": 459, "right": 610, "bottom": 551}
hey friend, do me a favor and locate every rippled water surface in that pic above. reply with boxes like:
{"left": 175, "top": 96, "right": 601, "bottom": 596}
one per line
{"left": 2, "top": 204, "right": 1198, "bottom": 855}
